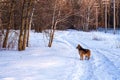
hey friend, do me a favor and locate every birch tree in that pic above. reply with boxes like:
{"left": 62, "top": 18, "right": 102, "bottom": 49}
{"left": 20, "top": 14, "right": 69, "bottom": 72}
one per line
{"left": 18, "top": 0, "right": 35, "bottom": 51}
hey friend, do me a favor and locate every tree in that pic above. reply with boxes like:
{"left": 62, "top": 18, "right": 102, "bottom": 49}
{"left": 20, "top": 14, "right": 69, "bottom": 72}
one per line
{"left": 48, "top": 0, "right": 73, "bottom": 47}
{"left": 18, "top": 0, "right": 36, "bottom": 51}
{"left": 3, "top": 0, "right": 15, "bottom": 48}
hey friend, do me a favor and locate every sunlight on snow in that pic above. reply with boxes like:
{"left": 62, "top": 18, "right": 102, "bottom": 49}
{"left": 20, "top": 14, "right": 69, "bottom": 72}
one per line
{"left": 2, "top": 77, "right": 15, "bottom": 80}
{"left": 14, "top": 60, "right": 62, "bottom": 69}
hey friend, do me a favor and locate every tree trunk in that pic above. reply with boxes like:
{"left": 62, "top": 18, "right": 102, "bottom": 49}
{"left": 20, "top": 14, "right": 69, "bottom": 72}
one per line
{"left": 18, "top": 0, "right": 26, "bottom": 51}
{"left": 0, "top": 31, "right": 2, "bottom": 49}
{"left": 48, "top": 21, "right": 57, "bottom": 47}
{"left": 3, "top": 0, "right": 14, "bottom": 48}
{"left": 0, "top": 12, "right": 3, "bottom": 48}
{"left": 48, "top": 0, "right": 57, "bottom": 47}
{"left": 27, "top": 3, "right": 34, "bottom": 47}
{"left": 23, "top": 1, "right": 29, "bottom": 50}
{"left": 18, "top": 0, "right": 34, "bottom": 50}
{"left": 2, "top": 29, "right": 9, "bottom": 48}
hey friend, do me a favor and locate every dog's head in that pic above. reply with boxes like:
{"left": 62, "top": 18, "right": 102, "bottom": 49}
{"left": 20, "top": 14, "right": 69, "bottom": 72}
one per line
{"left": 76, "top": 44, "right": 82, "bottom": 49}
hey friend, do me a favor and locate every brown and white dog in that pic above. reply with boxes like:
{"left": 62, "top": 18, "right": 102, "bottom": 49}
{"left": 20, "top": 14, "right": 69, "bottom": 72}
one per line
{"left": 76, "top": 44, "right": 91, "bottom": 60}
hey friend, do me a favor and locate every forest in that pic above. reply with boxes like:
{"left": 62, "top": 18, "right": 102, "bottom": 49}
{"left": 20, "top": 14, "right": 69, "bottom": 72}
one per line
{"left": 0, "top": 0, "right": 120, "bottom": 50}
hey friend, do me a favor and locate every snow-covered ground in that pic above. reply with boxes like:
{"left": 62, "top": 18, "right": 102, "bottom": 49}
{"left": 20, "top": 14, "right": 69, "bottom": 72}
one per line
{"left": 0, "top": 30, "right": 120, "bottom": 80}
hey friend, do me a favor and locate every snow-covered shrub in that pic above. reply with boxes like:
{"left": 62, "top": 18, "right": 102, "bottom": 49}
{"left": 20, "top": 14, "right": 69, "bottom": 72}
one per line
{"left": 92, "top": 34, "right": 106, "bottom": 41}
{"left": 92, "top": 32, "right": 115, "bottom": 41}
{"left": 7, "top": 30, "right": 19, "bottom": 50}
{"left": 92, "top": 35, "right": 104, "bottom": 41}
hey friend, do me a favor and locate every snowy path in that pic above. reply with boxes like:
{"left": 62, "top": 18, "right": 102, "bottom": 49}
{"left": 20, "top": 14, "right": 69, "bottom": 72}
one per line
{"left": 79, "top": 43, "right": 120, "bottom": 80}
{"left": 0, "top": 30, "right": 120, "bottom": 80}
{"left": 56, "top": 36, "right": 95, "bottom": 80}
{"left": 79, "top": 40, "right": 120, "bottom": 80}
{"left": 91, "top": 49, "right": 120, "bottom": 80}
{"left": 56, "top": 31, "right": 120, "bottom": 80}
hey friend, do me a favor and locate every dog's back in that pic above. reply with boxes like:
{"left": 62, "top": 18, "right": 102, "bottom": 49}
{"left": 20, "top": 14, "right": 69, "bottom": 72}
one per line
{"left": 80, "top": 48, "right": 89, "bottom": 53}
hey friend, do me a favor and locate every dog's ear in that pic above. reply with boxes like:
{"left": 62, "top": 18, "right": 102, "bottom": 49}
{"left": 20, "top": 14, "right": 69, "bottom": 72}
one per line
{"left": 78, "top": 44, "right": 81, "bottom": 47}
{"left": 76, "top": 44, "right": 80, "bottom": 49}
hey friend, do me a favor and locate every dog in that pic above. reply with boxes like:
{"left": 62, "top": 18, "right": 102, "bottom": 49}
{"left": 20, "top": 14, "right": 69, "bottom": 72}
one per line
{"left": 76, "top": 44, "right": 91, "bottom": 60}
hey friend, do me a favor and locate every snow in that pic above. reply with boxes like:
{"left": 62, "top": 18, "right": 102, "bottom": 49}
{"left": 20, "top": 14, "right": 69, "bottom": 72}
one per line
{"left": 0, "top": 30, "right": 120, "bottom": 80}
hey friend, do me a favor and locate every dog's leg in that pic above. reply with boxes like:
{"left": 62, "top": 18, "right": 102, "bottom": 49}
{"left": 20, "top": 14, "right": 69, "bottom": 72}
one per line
{"left": 85, "top": 56, "right": 87, "bottom": 60}
{"left": 80, "top": 54, "right": 83, "bottom": 60}
{"left": 87, "top": 57, "right": 90, "bottom": 60}
{"left": 80, "top": 57, "right": 83, "bottom": 60}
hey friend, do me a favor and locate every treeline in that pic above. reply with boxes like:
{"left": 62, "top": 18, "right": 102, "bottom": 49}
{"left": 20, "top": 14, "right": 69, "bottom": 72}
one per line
{"left": 1, "top": 0, "right": 120, "bottom": 31}
{"left": 0, "top": 0, "right": 120, "bottom": 50}
{"left": 34, "top": 0, "right": 120, "bottom": 31}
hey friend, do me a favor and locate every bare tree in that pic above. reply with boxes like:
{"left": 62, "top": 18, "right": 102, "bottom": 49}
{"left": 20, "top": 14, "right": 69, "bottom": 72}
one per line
{"left": 18, "top": 0, "right": 36, "bottom": 51}
{"left": 48, "top": 0, "right": 73, "bottom": 47}
{"left": 26, "top": 1, "right": 35, "bottom": 47}
{"left": 3, "top": 0, "right": 15, "bottom": 48}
